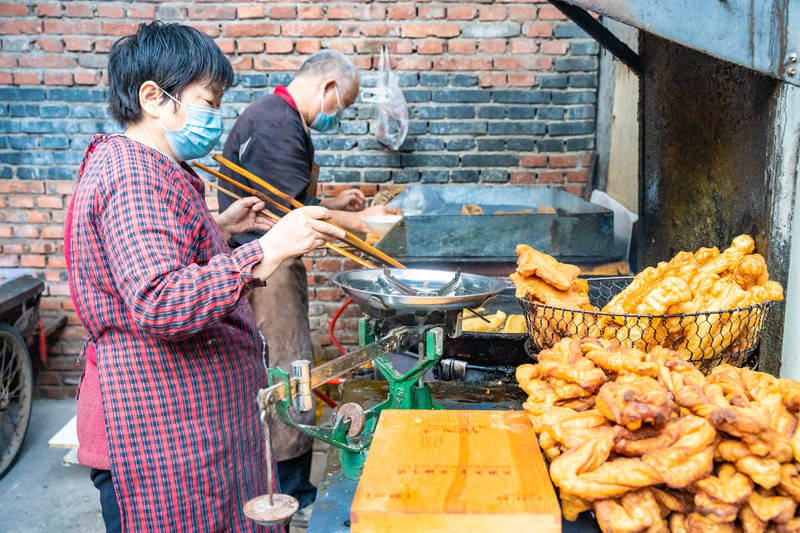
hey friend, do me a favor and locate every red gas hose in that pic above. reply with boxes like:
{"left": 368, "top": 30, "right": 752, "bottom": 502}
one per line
{"left": 330, "top": 297, "right": 353, "bottom": 356}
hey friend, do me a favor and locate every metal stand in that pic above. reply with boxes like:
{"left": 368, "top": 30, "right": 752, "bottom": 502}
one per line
{"left": 257, "top": 319, "right": 444, "bottom": 481}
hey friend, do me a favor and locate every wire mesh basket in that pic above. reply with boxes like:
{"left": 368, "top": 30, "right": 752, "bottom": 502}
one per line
{"left": 519, "top": 276, "right": 774, "bottom": 373}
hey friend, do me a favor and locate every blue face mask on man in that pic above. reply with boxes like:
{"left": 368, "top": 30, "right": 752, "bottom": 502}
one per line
{"left": 310, "top": 84, "right": 342, "bottom": 132}
{"left": 158, "top": 87, "right": 223, "bottom": 161}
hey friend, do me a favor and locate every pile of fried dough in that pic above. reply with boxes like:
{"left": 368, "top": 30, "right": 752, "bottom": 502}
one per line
{"left": 511, "top": 235, "right": 784, "bottom": 361}
{"left": 461, "top": 308, "right": 527, "bottom": 334}
{"left": 518, "top": 337, "right": 800, "bottom": 533}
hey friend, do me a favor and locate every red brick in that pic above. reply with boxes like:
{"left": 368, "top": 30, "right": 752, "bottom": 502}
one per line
{"left": 62, "top": 37, "right": 92, "bottom": 52}
{"left": 64, "top": 3, "right": 93, "bottom": 17}
{"left": 34, "top": 3, "right": 60, "bottom": 17}
{"left": 315, "top": 289, "right": 342, "bottom": 302}
{"left": 389, "top": 56, "right": 432, "bottom": 71}
{"left": 230, "top": 56, "right": 252, "bottom": 71}
{"left": 342, "top": 23, "right": 393, "bottom": 38}
{"left": 510, "top": 5, "right": 539, "bottom": 20}
{"left": 48, "top": 182, "right": 74, "bottom": 195}
{"left": 566, "top": 185, "right": 585, "bottom": 197}
{"left": 41, "top": 224, "right": 64, "bottom": 239}
{"left": 0, "top": 20, "right": 42, "bottom": 34}
{"left": 189, "top": 6, "right": 235, "bottom": 20}
{"left": 37, "top": 195, "right": 64, "bottom": 209}
{"left": 11, "top": 195, "right": 37, "bottom": 208}
{"left": 417, "top": 40, "right": 444, "bottom": 55}
{"left": 192, "top": 24, "right": 221, "bottom": 38}
{"left": 581, "top": 153, "right": 593, "bottom": 166}
{"left": 127, "top": 4, "right": 156, "bottom": 19}
{"left": 0, "top": 55, "right": 16, "bottom": 68}
{"left": 447, "top": 6, "right": 475, "bottom": 20}
{"left": 508, "top": 73, "right": 536, "bottom": 86}
{"left": 269, "top": 5, "right": 296, "bottom": 19}
{"left": 237, "top": 4, "right": 264, "bottom": 19}
{"left": 238, "top": 39, "right": 265, "bottom": 53}
{"left": 521, "top": 155, "right": 548, "bottom": 167}
{"left": 418, "top": 6, "right": 445, "bottom": 20}
{"left": 566, "top": 170, "right": 589, "bottom": 183}
{"left": 387, "top": 5, "right": 415, "bottom": 19}
{"left": 96, "top": 4, "right": 124, "bottom": 18}
{"left": 525, "top": 22, "right": 554, "bottom": 37}
{"left": 327, "top": 5, "right": 355, "bottom": 20}
{"left": 480, "top": 6, "right": 506, "bottom": 21}
{"left": 327, "top": 41, "right": 354, "bottom": 53}
{"left": 540, "top": 40, "right": 568, "bottom": 55}
{"left": 223, "top": 23, "right": 279, "bottom": 38}
{"left": 433, "top": 58, "right": 491, "bottom": 70}
{"left": 0, "top": 181, "right": 45, "bottom": 193}
{"left": 21, "top": 253, "right": 46, "bottom": 267}
{"left": 44, "top": 20, "right": 101, "bottom": 34}
{"left": 215, "top": 39, "right": 234, "bottom": 54}
{"left": 315, "top": 259, "right": 343, "bottom": 272}
{"left": 36, "top": 37, "right": 62, "bottom": 52}
{"left": 510, "top": 39, "right": 539, "bottom": 54}
{"left": 538, "top": 6, "right": 567, "bottom": 20}
{"left": 0, "top": 72, "right": 10, "bottom": 84}
{"left": 401, "top": 24, "right": 459, "bottom": 38}
{"left": 19, "top": 55, "right": 76, "bottom": 68}
{"left": 265, "top": 40, "right": 292, "bottom": 53}
{"left": 253, "top": 55, "right": 303, "bottom": 71}
{"left": 478, "top": 39, "right": 506, "bottom": 54}
{"left": 510, "top": 172, "right": 537, "bottom": 184}
{"left": 28, "top": 242, "right": 54, "bottom": 254}
{"left": 355, "top": 39, "right": 410, "bottom": 55}
{"left": 448, "top": 40, "right": 476, "bottom": 55}
{"left": 479, "top": 73, "right": 506, "bottom": 87}
{"left": 0, "top": 2, "right": 27, "bottom": 16}
{"left": 0, "top": 252, "right": 19, "bottom": 267}
{"left": 281, "top": 22, "right": 338, "bottom": 37}
{"left": 297, "top": 5, "right": 322, "bottom": 19}
{"left": 538, "top": 171, "right": 566, "bottom": 183}
{"left": 358, "top": 5, "right": 385, "bottom": 20}
{"left": 48, "top": 255, "right": 66, "bottom": 268}
{"left": 13, "top": 71, "right": 39, "bottom": 84}
{"left": 103, "top": 22, "right": 141, "bottom": 36}
{"left": 295, "top": 40, "right": 321, "bottom": 54}
{"left": 94, "top": 39, "right": 115, "bottom": 53}
{"left": 45, "top": 72, "right": 73, "bottom": 86}
{"left": 494, "top": 56, "right": 552, "bottom": 71}
{"left": 549, "top": 155, "right": 577, "bottom": 168}
{"left": 2, "top": 244, "right": 25, "bottom": 254}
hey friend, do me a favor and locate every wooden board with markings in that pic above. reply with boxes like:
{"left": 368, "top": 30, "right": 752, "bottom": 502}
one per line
{"left": 350, "top": 409, "right": 561, "bottom": 533}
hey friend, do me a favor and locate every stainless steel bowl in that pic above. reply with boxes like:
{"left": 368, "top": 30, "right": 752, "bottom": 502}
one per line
{"left": 332, "top": 268, "right": 506, "bottom": 312}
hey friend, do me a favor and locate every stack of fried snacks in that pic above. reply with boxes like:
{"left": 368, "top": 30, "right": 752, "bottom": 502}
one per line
{"left": 461, "top": 309, "right": 526, "bottom": 334}
{"left": 517, "top": 337, "right": 800, "bottom": 533}
{"left": 511, "top": 236, "right": 784, "bottom": 361}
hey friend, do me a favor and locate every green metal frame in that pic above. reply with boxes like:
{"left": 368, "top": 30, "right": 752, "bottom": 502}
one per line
{"left": 267, "top": 320, "right": 443, "bottom": 478}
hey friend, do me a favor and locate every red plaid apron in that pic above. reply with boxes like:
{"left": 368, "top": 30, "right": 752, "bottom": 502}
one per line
{"left": 68, "top": 134, "right": 281, "bottom": 532}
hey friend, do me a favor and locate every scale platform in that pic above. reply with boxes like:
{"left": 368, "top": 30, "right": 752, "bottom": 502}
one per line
{"left": 307, "top": 381, "right": 600, "bottom": 533}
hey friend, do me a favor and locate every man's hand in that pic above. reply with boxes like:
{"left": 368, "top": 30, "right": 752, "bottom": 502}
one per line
{"left": 253, "top": 206, "right": 346, "bottom": 281}
{"left": 321, "top": 189, "right": 365, "bottom": 212}
{"left": 348, "top": 205, "right": 402, "bottom": 233}
{"left": 214, "top": 197, "right": 277, "bottom": 242}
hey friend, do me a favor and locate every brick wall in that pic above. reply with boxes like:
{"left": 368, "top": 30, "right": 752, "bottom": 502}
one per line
{"left": 0, "top": 1, "right": 599, "bottom": 397}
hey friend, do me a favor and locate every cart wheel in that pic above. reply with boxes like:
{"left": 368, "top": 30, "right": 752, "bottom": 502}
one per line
{"left": 0, "top": 323, "right": 33, "bottom": 478}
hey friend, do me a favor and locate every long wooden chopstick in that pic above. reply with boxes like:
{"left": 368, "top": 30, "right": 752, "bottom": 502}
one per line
{"left": 211, "top": 154, "right": 406, "bottom": 269}
{"left": 194, "top": 162, "right": 291, "bottom": 216}
{"left": 197, "top": 170, "right": 378, "bottom": 270}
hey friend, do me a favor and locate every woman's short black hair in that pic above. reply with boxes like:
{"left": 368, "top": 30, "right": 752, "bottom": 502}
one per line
{"left": 107, "top": 21, "right": 234, "bottom": 125}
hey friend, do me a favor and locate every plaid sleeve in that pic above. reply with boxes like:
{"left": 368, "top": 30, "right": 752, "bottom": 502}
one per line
{"left": 100, "top": 162, "right": 264, "bottom": 340}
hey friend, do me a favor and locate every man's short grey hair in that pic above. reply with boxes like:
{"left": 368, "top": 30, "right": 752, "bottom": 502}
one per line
{"left": 297, "top": 50, "right": 358, "bottom": 89}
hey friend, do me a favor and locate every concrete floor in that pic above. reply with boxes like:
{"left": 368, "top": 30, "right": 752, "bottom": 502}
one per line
{"left": 0, "top": 399, "right": 327, "bottom": 533}
{"left": 0, "top": 399, "right": 104, "bottom": 532}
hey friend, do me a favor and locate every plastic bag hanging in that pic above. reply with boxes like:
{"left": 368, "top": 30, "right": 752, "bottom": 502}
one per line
{"left": 360, "top": 46, "right": 409, "bottom": 151}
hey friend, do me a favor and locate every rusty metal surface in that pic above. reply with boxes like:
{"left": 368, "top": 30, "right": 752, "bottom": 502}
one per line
{"left": 553, "top": 0, "right": 799, "bottom": 85}
{"left": 637, "top": 33, "right": 792, "bottom": 373}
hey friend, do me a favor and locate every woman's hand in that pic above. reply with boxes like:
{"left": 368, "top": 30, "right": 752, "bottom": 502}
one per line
{"left": 214, "top": 197, "right": 276, "bottom": 242}
{"left": 321, "top": 189, "right": 365, "bottom": 212}
{"left": 253, "top": 206, "right": 346, "bottom": 281}
{"left": 351, "top": 205, "right": 402, "bottom": 233}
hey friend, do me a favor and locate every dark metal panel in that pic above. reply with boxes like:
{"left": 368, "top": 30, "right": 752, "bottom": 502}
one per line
{"left": 637, "top": 33, "right": 791, "bottom": 373}
{"left": 554, "top": 0, "right": 800, "bottom": 85}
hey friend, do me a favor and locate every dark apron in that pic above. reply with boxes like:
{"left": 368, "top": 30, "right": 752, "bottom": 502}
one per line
{"left": 247, "top": 257, "right": 314, "bottom": 462}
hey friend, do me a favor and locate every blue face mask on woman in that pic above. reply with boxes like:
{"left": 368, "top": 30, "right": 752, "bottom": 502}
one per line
{"left": 159, "top": 87, "right": 223, "bottom": 161}
{"left": 310, "top": 84, "right": 342, "bottom": 132}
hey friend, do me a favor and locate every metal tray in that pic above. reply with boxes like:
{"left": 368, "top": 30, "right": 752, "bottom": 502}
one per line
{"left": 332, "top": 268, "right": 506, "bottom": 312}
{"left": 377, "top": 185, "right": 617, "bottom": 263}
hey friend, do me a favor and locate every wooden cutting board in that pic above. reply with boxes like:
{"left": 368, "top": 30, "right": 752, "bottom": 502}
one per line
{"left": 351, "top": 409, "right": 561, "bottom": 533}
